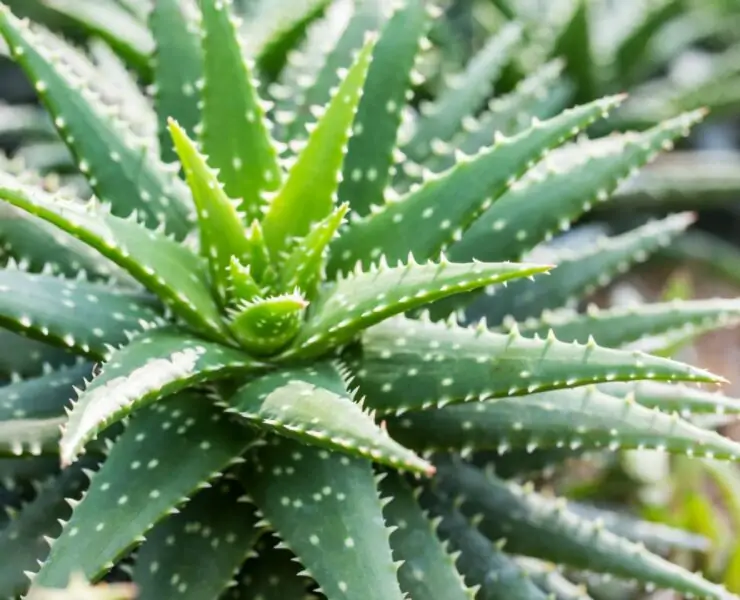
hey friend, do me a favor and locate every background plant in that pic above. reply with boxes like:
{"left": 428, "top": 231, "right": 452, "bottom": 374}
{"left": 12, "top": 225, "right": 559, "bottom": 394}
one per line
{"left": 2, "top": 1, "right": 740, "bottom": 599}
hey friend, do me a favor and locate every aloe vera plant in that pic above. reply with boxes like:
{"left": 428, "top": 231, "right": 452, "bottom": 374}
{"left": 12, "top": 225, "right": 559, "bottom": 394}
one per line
{"left": 2, "top": 0, "right": 740, "bottom": 599}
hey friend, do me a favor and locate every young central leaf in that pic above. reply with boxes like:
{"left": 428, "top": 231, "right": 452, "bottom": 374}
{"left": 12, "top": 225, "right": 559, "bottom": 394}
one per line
{"left": 227, "top": 293, "right": 308, "bottom": 355}
{"left": 261, "top": 35, "right": 377, "bottom": 259}
{"left": 168, "top": 119, "right": 255, "bottom": 304}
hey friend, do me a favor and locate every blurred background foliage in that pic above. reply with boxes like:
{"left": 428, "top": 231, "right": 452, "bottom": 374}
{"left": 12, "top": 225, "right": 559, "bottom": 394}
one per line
{"left": 2, "top": 0, "right": 740, "bottom": 596}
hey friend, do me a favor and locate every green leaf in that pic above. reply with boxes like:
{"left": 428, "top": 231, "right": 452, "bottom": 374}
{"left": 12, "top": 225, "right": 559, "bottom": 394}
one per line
{"left": 200, "top": 0, "right": 282, "bottom": 221}
{"left": 468, "top": 213, "right": 694, "bottom": 326}
{"left": 39, "top": 0, "right": 153, "bottom": 77}
{"left": 598, "top": 381, "right": 740, "bottom": 417}
{"left": 659, "top": 229, "right": 740, "bottom": 289}
{"left": 0, "top": 461, "right": 93, "bottom": 599}
{"left": 0, "top": 330, "right": 76, "bottom": 379}
{"left": 0, "top": 203, "right": 122, "bottom": 282}
{"left": 0, "top": 7, "right": 192, "bottom": 237}
{"left": 278, "top": 202, "right": 348, "bottom": 300}
{"left": 0, "top": 267, "right": 160, "bottom": 359}
{"left": 613, "top": 0, "right": 684, "bottom": 86}
{"left": 226, "top": 362, "right": 432, "bottom": 474}
{"left": 240, "top": 219, "right": 273, "bottom": 285}
{"left": 226, "top": 293, "right": 307, "bottom": 355}
{"left": 30, "top": 395, "right": 258, "bottom": 589}
{"left": 59, "top": 327, "right": 262, "bottom": 466}
{"left": 168, "top": 119, "right": 255, "bottom": 302}
{"left": 224, "top": 535, "right": 314, "bottom": 598}
{"left": 348, "top": 316, "right": 724, "bottom": 416}
{"left": 149, "top": 0, "right": 203, "bottom": 164}
{"left": 386, "top": 385, "right": 740, "bottom": 460}
{"left": 378, "top": 471, "right": 475, "bottom": 599}
{"left": 27, "top": 574, "right": 137, "bottom": 600}
{"left": 420, "top": 488, "right": 550, "bottom": 600}
{"left": 449, "top": 110, "right": 706, "bottom": 264}
{"left": 286, "top": 0, "right": 385, "bottom": 138}
{"left": 262, "top": 36, "right": 376, "bottom": 258}
{"left": 516, "top": 557, "right": 593, "bottom": 600}
{"left": 240, "top": 436, "right": 405, "bottom": 600}
{"left": 434, "top": 457, "right": 734, "bottom": 598}
{"left": 551, "top": 0, "right": 597, "bottom": 104}
{"left": 226, "top": 257, "right": 263, "bottom": 304}
{"left": 0, "top": 178, "right": 228, "bottom": 342}
{"left": 0, "top": 363, "right": 91, "bottom": 457}
{"left": 338, "top": 0, "right": 431, "bottom": 217}
{"left": 249, "top": 0, "right": 332, "bottom": 81}
{"left": 419, "top": 59, "right": 572, "bottom": 179}
{"left": 133, "top": 478, "right": 262, "bottom": 600}
{"left": 515, "top": 298, "right": 740, "bottom": 349}
{"left": 285, "top": 258, "right": 551, "bottom": 360}
{"left": 403, "top": 22, "right": 523, "bottom": 162}
{"left": 330, "top": 95, "right": 625, "bottom": 273}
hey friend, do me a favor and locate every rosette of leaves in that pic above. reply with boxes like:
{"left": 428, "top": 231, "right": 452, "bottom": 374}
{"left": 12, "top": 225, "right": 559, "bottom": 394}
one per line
{"left": 3, "top": 1, "right": 740, "bottom": 599}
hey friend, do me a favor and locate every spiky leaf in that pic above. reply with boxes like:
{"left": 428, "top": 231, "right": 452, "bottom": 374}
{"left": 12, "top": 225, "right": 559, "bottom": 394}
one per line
{"left": 133, "top": 478, "right": 262, "bottom": 600}
{"left": 379, "top": 471, "right": 475, "bottom": 599}
{"left": 240, "top": 436, "right": 404, "bottom": 600}
{"left": 0, "top": 179, "right": 228, "bottom": 341}
{"left": 349, "top": 317, "right": 723, "bottom": 415}
{"left": 261, "top": 36, "right": 376, "bottom": 258}
{"left": 387, "top": 386, "right": 740, "bottom": 459}
{"left": 0, "top": 7, "right": 191, "bottom": 236}
{"left": 30, "top": 395, "right": 258, "bottom": 589}
{"left": 227, "top": 293, "right": 307, "bottom": 355}
{"left": 226, "top": 362, "right": 432, "bottom": 473}
{"left": 59, "top": 328, "right": 262, "bottom": 466}
{"left": 286, "top": 259, "right": 551, "bottom": 359}
{"left": 200, "top": 0, "right": 282, "bottom": 220}
{"left": 0, "top": 267, "right": 160, "bottom": 358}
{"left": 330, "top": 96, "right": 625, "bottom": 272}
{"left": 599, "top": 381, "right": 740, "bottom": 416}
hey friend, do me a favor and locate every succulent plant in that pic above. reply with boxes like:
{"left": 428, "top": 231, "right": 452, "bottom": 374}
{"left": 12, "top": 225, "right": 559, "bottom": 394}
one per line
{"left": 3, "top": 0, "right": 740, "bottom": 599}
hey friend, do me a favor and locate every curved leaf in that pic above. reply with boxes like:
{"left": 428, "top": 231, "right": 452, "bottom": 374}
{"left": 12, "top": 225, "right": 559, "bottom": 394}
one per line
{"left": 60, "top": 327, "right": 262, "bottom": 466}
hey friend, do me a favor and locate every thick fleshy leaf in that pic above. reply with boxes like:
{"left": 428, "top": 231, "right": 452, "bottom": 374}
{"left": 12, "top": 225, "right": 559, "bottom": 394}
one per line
{"left": 420, "top": 489, "right": 550, "bottom": 600}
{"left": 0, "top": 460, "right": 94, "bottom": 599}
{"left": 338, "top": 0, "right": 431, "bottom": 216}
{"left": 149, "top": 0, "right": 203, "bottom": 163}
{"left": 348, "top": 316, "right": 724, "bottom": 416}
{"left": 285, "top": 259, "right": 552, "bottom": 360}
{"left": 551, "top": 0, "right": 596, "bottom": 104}
{"left": 240, "top": 436, "right": 405, "bottom": 600}
{"left": 226, "top": 362, "right": 432, "bottom": 474}
{"left": 467, "top": 213, "right": 694, "bottom": 326}
{"left": 59, "top": 327, "right": 262, "bottom": 466}
{"left": 433, "top": 457, "right": 733, "bottom": 599}
{"left": 286, "top": 0, "right": 385, "bottom": 138}
{"left": 0, "top": 363, "right": 91, "bottom": 457}
{"left": 200, "top": 0, "right": 282, "bottom": 221}
{"left": 329, "top": 95, "right": 625, "bottom": 273}
{"left": 378, "top": 471, "right": 475, "bottom": 599}
{"left": 27, "top": 574, "right": 137, "bottom": 600}
{"left": 599, "top": 381, "right": 740, "bottom": 417}
{"left": 516, "top": 557, "right": 593, "bottom": 600}
{"left": 30, "top": 395, "right": 258, "bottom": 589}
{"left": 419, "top": 60, "right": 572, "bottom": 180}
{"left": 168, "top": 119, "right": 254, "bottom": 302}
{"left": 449, "top": 110, "right": 706, "bottom": 264}
{"left": 261, "top": 37, "right": 376, "bottom": 258}
{"left": 0, "top": 7, "right": 192, "bottom": 237}
{"left": 0, "top": 204, "right": 121, "bottom": 282}
{"left": 0, "top": 330, "right": 76, "bottom": 379}
{"left": 386, "top": 386, "right": 740, "bottom": 460}
{"left": 226, "top": 257, "right": 263, "bottom": 304}
{"left": 403, "top": 22, "right": 523, "bottom": 162}
{"left": 0, "top": 178, "right": 228, "bottom": 341}
{"left": 133, "top": 478, "right": 262, "bottom": 600}
{"left": 514, "top": 298, "right": 740, "bottom": 350}
{"left": 659, "top": 228, "right": 740, "bottom": 289}
{"left": 224, "top": 535, "right": 314, "bottom": 598}
{"left": 226, "top": 293, "right": 307, "bottom": 355}
{"left": 39, "top": 0, "right": 153, "bottom": 76}
{"left": 0, "top": 267, "right": 160, "bottom": 359}
{"left": 278, "top": 203, "right": 348, "bottom": 300}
